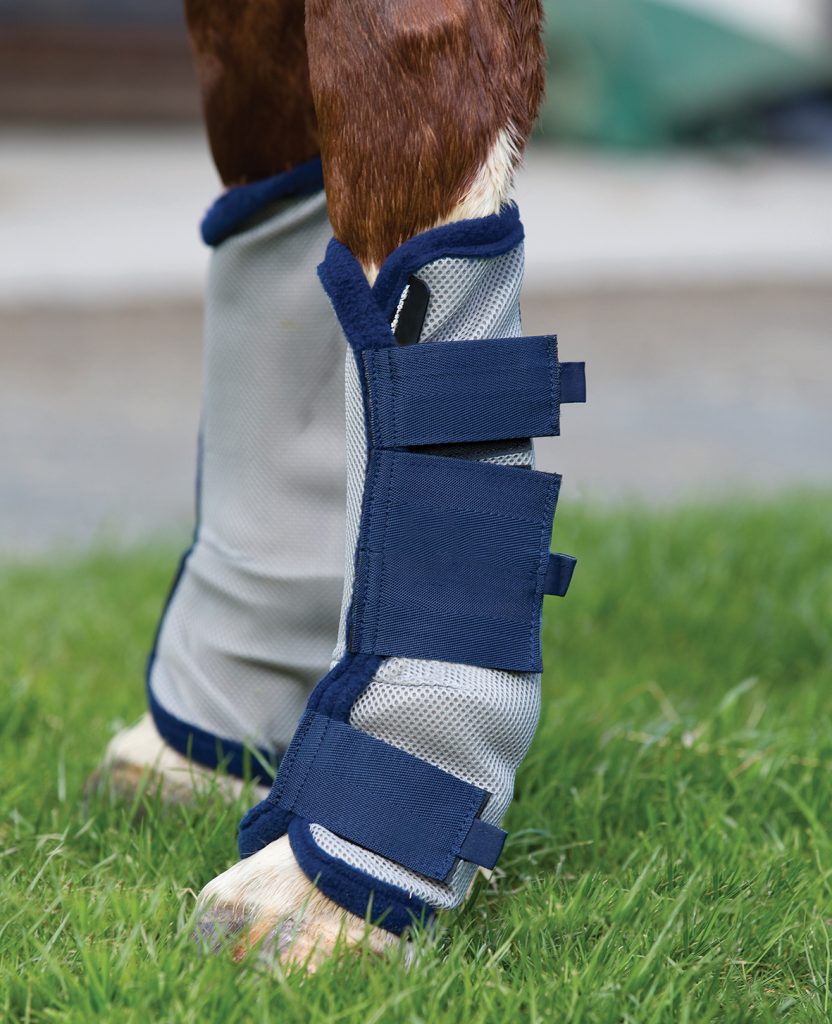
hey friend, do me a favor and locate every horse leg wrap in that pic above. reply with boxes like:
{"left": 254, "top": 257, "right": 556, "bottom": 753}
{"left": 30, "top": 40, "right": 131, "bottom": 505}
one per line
{"left": 147, "top": 160, "right": 346, "bottom": 782}
{"left": 238, "top": 205, "right": 586, "bottom": 930}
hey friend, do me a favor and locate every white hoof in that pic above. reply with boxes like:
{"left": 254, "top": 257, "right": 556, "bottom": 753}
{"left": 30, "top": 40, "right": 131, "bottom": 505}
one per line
{"left": 88, "top": 712, "right": 270, "bottom": 805}
{"left": 196, "top": 835, "right": 407, "bottom": 971}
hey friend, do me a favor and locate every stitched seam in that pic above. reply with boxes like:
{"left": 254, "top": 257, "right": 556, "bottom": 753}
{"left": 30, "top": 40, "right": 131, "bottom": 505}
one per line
{"left": 285, "top": 714, "right": 330, "bottom": 814}
{"left": 448, "top": 788, "right": 486, "bottom": 876}
{"left": 352, "top": 450, "right": 384, "bottom": 651}
{"left": 372, "top": 451, "right": 397, "bottom": 650}
{"left": 529, "top": 475, "right": 560, "bottom": 666}
{"left": 364, "top": 351, "right": 378, "bottom": 446}
{"left": 347, "top": 345, "right": 379, "bottom": 651}
{"left": 388, "top": 495, "right": 547, "bottom": 528}
{"left": 389, "top": 349, "right": 400, "bottom": 448}
{"left": 270, "top": 711, "right": 317, "bottom": 806}
{"left": 547, "top": 336, "right": 558, "bottom": 435}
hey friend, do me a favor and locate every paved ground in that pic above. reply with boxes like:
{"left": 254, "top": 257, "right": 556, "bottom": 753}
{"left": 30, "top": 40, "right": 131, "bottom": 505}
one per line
{"left": 3, "top": 131, "right": 832, "bottom": 303}
{"left": 3, "top": 282, "right": 830, "bottom": 554}
{"left": 1, "top": 131, "right": 831, "bottom": 553}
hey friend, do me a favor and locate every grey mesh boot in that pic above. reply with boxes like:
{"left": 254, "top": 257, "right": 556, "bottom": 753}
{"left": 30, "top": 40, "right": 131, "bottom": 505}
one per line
{"left": 236, "top": 203, "right": 585, "bottom": 933}
{"left": 145, "top": 159, "right": 346, "bottom": 782}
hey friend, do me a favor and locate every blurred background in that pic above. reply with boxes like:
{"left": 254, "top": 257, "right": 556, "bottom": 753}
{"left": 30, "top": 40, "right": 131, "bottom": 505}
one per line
{"left": 1, "top": 0, "right": 831, "bottom": 554}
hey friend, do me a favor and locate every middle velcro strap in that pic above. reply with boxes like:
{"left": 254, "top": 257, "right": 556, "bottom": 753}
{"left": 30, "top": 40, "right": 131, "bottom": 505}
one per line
{"left": 364, "top": 334, "right": 585, "bottom": 449}
{"left": 349, "top": 450, "right": 561, "bottom": 672}
{"left": 271, "top": 710, "right": 507, "bottom": 881}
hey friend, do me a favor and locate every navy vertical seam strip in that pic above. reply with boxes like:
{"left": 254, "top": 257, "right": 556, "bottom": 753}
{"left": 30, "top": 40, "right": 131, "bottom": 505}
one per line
{"left": 530, "top": 473, "right": 562, "bottom": 668}
{"left": 351, "top": 451, "right": 380, "bottom": 652}
{"left": 388, "top": 348, "right": 400, "bottom": 448}
{"left": 347, "top": 344, "right": 381, "bottom": 652}
{"left": 364, "top": 350, "right": 380, "bottom": 447}
{"left": 373, "top": 451, "right": 398, "bottom": 651}
{"left": 547, "top": 336, "right": 559, "bottom": 436}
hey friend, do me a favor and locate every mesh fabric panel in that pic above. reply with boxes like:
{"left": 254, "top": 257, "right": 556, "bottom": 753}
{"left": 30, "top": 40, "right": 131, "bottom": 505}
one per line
{"left": 150, "top": 193, "right": 346, "bottom": 753}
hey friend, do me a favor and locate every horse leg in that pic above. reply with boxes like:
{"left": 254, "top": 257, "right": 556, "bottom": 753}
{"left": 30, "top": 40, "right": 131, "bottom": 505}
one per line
{"left": 196, "top": 0, "right": 549, "bottom": 971}
{"left": 89, "top": 0, "right": 345, "bottom": 809}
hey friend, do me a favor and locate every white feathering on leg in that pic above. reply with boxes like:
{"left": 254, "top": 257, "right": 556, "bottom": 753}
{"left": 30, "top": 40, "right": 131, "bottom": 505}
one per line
{"left": 443, "top": 125, "right": 520, "bottom": 223}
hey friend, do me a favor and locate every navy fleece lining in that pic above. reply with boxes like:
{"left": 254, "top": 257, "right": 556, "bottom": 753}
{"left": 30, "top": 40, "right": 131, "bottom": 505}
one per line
{"left": 288, "top": 818, "right": 433, "bottom": 936}
{"left": 148, "top": 685, "right": 277, "bottom": 785}
{"left": 201, "top": 156, "right": 325, "bottom": 247}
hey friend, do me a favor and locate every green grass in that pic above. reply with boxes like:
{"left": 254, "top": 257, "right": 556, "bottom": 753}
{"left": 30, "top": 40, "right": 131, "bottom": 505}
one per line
{"left": 2, "top": 494, "right": 831, "bottom": 1023}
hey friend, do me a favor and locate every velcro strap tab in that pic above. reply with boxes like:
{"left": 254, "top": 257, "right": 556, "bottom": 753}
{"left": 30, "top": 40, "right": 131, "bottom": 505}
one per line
{"left": 559, "top": 361, "right": 586, "bottom": 404}
{"left": 272, "top": 710, "right": 507, "bottom": 880}
{"left": 349, "top": 450, "right": 561, "bottom": 672}
{"left": 364, "top": 335, "right": 582, "bottom": 449}
{"left": 543, "top": 553, "right": 577, "bottom": 597}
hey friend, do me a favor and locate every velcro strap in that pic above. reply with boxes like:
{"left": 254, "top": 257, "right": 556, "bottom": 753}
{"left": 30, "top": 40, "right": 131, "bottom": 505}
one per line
{"left": 544, "top": 553, "right": 577, "bottom": 597}
{"left": 349, "top": 449, "right": 561, "bottom": 671}
{"left": 271, "top": 710, "right": 507, "bottom": 881}
{"left": 364, "top": 335, "right": 585, "bottom": 448}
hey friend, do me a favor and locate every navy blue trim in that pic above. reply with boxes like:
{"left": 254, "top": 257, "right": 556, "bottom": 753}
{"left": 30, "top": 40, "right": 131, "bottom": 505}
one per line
{"left": 372, "top": 204, "right": 524, "bottom": 319}
{"left": 317, "top": 204, "right": 525, "bottom": 352}
{"left": 148, "top": 686, "right": 277, "bottom": 785}
{"left": 238, "top": 792, "right": 294, "bottom": 858}
{"left": 144, "top": 430, "right": 202, "bottom": 762}
{"left": 288, "top": 818, "right": 434, "bottom": 936}
{"left": 200, "top": 156, "right": 325, "bottom": 247}
{"left": 302, "top": 651, "right": 383, "bottom": 722}
{"left": 318, "top": 239, "right": 396, "bottom": 353}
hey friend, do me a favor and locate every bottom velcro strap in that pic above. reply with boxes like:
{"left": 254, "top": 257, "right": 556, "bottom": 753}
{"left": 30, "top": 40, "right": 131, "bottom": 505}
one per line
{"left": 543, "top": 553, "right": 577, "bottom": 597}
{"left": 270, "top": 710, "right": 507, "bottom": 881}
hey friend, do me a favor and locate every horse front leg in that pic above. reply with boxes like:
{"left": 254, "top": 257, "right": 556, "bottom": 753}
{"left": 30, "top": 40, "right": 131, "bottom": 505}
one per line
{"left": 196, "top": 0, "right": 553, "bottom": 973}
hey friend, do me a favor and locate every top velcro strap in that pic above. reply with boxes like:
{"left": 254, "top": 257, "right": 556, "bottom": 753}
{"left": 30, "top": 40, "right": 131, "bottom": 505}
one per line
{"left": 270, "top": 710, "right": 507, "bottom": 882}
{"left": 364, "top": 335, "right": 585, "bottom": 449}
